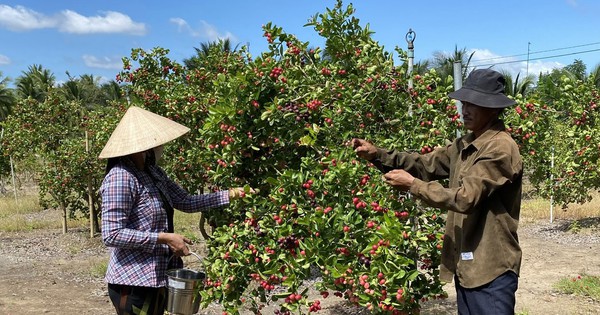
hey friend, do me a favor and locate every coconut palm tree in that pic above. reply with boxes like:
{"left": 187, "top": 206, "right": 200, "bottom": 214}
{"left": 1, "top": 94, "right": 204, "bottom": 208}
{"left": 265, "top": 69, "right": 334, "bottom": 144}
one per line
{"left": 184, "top": 38, "right": 240, "bottom": 70}
{"left": 0, "top": 72, "right": 15, "bottom": 121}
{"left": 563, "top": 59, "right": 586, "bottom": 81}
{"left": 61, "top": 73, "right": 121, "bottom": 107}
{"left": 430, "top": 46, "right": 474, "bottom": 80}
{"left": 100, "top": 81, "right": 123, "bottom": 104}
{"left": 588, "top": 63, "right": 600, "bottom": 88}
{"left": 15, "top": 64, "right": 55, "bottom": 101}
{"left": 500, "top": 71, "right": 536, "bottom": 98}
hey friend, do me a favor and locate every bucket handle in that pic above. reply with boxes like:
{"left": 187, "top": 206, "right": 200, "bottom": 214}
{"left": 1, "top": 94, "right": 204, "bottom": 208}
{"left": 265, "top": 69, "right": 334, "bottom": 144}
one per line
{"left": 168, "top": 251, "right": 203, "bottom": 269}
{"left": 188, "top": 251, "right": 203, "bottom": 264}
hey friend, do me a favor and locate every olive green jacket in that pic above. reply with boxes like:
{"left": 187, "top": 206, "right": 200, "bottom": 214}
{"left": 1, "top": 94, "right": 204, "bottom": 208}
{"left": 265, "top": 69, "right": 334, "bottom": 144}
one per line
{"left": 372, "top": 120, "right": 523, "bottom": 288}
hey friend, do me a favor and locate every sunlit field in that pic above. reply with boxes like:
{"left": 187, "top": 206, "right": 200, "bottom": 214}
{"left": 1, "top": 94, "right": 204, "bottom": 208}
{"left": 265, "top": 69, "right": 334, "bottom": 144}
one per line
{"left": 2, "top": 190, "right": 600, "bottom": 233}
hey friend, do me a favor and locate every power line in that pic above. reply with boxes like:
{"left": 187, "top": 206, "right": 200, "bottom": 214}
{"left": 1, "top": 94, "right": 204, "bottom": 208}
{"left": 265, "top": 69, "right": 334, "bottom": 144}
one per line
{"left": 469, "top": 47, "right": 600, "bottom": 68}
{"left": 471, "top": 41, "right": 600, "bottom": 63}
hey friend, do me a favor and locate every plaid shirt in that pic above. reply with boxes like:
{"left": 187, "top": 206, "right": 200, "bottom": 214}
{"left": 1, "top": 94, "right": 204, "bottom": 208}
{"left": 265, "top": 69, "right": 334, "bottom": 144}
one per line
{"left": 101, "top": 158, "right": 229, "bottom": 287}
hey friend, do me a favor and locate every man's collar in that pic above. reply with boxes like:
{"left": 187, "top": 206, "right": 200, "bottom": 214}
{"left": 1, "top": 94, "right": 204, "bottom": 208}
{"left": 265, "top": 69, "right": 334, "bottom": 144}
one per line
{"left": 461, "top": 120, "right": 506, "bottom": 150}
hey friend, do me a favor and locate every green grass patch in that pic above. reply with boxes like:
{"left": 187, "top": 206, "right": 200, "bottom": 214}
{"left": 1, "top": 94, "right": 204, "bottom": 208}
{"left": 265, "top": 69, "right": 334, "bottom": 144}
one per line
{"left": 0, "top": 194, "right": 92, "bottom": 232}
{"left": 90, "top": 259, "right": 109, "bottom": 278}
{"left": 554, "top": 274, "right": 600, "bottom": 301}
{"left": 0, "top": 194, "right": 54, "bottom": 231}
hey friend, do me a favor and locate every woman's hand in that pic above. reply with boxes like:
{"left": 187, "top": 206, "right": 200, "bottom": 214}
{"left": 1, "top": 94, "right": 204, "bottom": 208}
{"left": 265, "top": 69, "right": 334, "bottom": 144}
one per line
{"left": 158, "top": 232, "right": 192, "bottom": 256}
{"left": 228, "top": 187, "right": 256, "bottom": 200}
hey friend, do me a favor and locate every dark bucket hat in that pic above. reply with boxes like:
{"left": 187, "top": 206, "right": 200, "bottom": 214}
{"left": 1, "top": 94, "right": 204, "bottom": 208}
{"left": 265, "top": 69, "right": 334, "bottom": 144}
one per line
{"left": 448, "top": 69, "right": 517, "bottom": 108}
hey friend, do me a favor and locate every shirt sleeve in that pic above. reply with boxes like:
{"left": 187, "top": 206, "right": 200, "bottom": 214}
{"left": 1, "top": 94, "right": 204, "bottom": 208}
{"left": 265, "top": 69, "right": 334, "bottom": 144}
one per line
{"left": 101, "top": 168, "right": 158, "bottom": 252}
{"left": 372, "top": 144, "right": 452, "bottom": 181}
{"left": 410, "top": 141, "right": 522, "bottom": 214}
{"left": 162, "top": 175, "right": 230, "bottom": 212}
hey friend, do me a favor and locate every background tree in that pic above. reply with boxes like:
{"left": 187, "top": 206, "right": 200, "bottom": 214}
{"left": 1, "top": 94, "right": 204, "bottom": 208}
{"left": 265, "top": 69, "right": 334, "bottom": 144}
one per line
{"left": 100, "top": 80, "right": 124, "bottom": 104}
{"left": 429, "top": 45, "right": 474, "bottom": 80}
{"left": 564, "top": 59, "right": 586, "bottom": 81}
{"left": 588, "top": 63, "right": 600, "bottom": 88}
{"left": 501, "top": 71, "right": 536, "bottom": 98}
{"left": 0, "top": 71, "right": 15, "bottom": 180}
{"left": 61, "top": 73, "right": 119, "bottom": 108}
{"left": 15, "top": 64, "right": 55, "bottom": 101}
{"left": 183, "top": 38, "right": 239, "bottom": 70}
{"left": 0, "top": 72, "right": 15, "bottom": 121}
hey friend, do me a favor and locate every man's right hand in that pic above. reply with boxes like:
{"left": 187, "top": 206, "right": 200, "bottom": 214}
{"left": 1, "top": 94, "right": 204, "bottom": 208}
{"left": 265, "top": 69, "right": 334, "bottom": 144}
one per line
{"left": 351, "top": 138, "right": 378, "bottom": 161}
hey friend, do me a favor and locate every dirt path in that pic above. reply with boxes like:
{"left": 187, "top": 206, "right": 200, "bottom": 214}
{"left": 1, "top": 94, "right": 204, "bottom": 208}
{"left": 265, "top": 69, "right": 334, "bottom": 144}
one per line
{"left": 1, "top": 218, "right": 600, "bottom": 315}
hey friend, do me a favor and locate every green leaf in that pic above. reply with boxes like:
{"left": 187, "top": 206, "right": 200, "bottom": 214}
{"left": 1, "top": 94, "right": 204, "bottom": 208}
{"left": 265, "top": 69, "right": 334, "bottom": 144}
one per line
{"left": 260, "top": 110, "right": 272, "bottom": 120}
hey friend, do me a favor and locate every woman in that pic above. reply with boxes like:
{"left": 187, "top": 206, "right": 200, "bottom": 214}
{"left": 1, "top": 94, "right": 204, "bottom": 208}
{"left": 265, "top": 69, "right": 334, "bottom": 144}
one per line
{"left": 99, "top": 106, "right": 247, "bottom": 315}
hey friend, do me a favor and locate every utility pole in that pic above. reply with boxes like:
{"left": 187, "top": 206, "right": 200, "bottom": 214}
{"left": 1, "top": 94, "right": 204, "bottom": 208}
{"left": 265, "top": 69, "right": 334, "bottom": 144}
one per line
{"left": 406, "top": 28, "right": 416, "bottom": 89}
{"left": 453, "top": 61, "right": 463, "bottom": 138}
{"left": 406, "top": 28, "right": 416, "bottom": 116}
{"left": 526, "top": 42, "right": 531, "bottom": 76}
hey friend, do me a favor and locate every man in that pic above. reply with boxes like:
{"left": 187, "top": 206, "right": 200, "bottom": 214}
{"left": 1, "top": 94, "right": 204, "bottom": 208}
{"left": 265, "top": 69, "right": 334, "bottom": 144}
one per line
{"left": 352, "top": 69, "right": 523, "bottom": 315}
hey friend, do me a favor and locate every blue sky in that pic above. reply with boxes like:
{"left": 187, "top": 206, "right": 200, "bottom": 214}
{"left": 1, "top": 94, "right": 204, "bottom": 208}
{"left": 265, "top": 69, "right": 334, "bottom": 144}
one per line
{"left": 1, "top": 0, "right": 599, "bottom": 87}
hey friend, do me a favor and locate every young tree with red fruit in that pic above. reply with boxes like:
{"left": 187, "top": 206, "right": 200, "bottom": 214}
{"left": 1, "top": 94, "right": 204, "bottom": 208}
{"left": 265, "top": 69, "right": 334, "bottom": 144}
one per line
{"left": 115, "top": 1, "right": 459, "bottom": 313}
{"left": 503, "top": 75, "right": 600, "bottom": 208}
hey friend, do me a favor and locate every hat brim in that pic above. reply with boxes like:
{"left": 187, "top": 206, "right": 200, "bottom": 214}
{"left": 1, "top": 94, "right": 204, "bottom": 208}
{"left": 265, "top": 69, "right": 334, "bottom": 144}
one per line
{"left": 99, "top": 106, "right": 190, "bottom": 159}
{"left": 448, "top": 87, "right": 516, "bottom": 108}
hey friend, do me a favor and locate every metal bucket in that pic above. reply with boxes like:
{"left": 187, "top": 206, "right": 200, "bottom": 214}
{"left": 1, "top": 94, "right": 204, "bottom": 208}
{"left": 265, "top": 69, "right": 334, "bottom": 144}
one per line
{"left": 166, "top": 252, "right": 205, "bottom": 315}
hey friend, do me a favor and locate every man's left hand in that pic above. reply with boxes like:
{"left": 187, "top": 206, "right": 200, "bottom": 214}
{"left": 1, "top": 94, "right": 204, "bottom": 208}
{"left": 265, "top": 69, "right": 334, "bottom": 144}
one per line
{"left": 382, "top": 169, "right": 414, "bottom": 191}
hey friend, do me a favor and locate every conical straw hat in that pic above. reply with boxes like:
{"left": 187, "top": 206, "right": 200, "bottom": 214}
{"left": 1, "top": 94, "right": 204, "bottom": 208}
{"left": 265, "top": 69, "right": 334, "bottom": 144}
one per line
{"left": 99, "top": 106, "right": 190, "bottom": 159}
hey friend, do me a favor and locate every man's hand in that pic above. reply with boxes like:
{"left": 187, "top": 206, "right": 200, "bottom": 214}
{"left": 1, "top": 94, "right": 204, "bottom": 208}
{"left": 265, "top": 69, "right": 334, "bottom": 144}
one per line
{"left": 351, "top": 138, "right": 377, "bottom": 161}
{"left": 382, "top": 169, "right": 415, "bottom": 191}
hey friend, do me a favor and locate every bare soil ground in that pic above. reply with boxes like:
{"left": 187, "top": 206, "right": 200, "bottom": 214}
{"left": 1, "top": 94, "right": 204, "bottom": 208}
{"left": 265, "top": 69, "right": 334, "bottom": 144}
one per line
{"left": 1, "top": 211, "right": 600, "bottom": 315}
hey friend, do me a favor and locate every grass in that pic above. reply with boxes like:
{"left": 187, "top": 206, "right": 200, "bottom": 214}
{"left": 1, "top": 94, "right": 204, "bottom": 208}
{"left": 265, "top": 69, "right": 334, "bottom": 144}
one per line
{"left": 90, "top": 259, "right": 108, "bottom": 278}
{"left": 0, "top": 194, "right": 90, "bottom": 231}
{"left": 521, "top": 191, "right": 600, "bottom": 224}
{"left": 554, "top": 274, "right": 600, "bottom": 301}
{"left": 0, "top": 194, "right": 52, "bottom": 231}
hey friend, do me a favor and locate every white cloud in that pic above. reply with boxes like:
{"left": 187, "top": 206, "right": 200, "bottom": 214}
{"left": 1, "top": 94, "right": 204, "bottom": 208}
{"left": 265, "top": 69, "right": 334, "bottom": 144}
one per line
{"left": 0, "top": 5, "right": 55, "bottom": 31}
{"left": 0, "top": 54, "right": 10, "bottom": 65}
{"left": 169, "top": 17, "right": 237, "bottom": 42}
{"left": 468, "top": 48, "right": 564, "bottom": 79}
{"left": 0, "top": 5, "right": 146, "bottom": 35}
{"left": 59, "top": 10, "right": 146, "bottom": 35}
{"left": 82, "top": 55, "right": 123, "bottom": 69}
